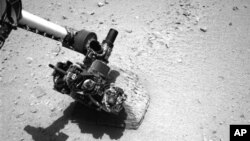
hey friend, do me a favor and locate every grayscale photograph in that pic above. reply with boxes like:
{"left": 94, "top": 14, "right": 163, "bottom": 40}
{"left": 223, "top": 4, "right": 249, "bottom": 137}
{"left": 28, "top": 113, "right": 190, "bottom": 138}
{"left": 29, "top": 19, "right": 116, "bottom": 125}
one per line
{"left": 0, "top": 0, "right": 250, "bottom": 141}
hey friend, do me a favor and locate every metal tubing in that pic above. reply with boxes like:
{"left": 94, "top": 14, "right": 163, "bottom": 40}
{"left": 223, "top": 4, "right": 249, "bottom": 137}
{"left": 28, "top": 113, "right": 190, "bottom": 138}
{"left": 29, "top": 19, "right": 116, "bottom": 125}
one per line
{"left": 19, "top": 10, "right": 67, "bottom": 40}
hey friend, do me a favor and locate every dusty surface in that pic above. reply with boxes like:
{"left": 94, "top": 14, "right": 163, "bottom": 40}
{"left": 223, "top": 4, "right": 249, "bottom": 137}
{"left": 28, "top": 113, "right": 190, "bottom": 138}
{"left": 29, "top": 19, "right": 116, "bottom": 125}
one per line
{"left": 1, "top": 0, "right": 250, "bottom": 140}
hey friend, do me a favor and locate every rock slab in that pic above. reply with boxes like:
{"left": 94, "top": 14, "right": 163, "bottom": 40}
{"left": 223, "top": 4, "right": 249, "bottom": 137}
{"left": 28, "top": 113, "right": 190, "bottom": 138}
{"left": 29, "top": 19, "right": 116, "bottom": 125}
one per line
{"left": 113, "top": 67, "right": 150, "bottom": 129}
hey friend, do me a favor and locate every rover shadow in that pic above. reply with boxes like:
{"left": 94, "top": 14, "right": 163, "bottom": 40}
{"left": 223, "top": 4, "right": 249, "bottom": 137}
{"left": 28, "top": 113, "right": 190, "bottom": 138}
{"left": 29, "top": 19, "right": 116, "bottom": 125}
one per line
{"left": 24, "top": 69, "right": 127, "bottom": 141}
{"left": 24, "top": 102, "right": 127, "bottom": 141}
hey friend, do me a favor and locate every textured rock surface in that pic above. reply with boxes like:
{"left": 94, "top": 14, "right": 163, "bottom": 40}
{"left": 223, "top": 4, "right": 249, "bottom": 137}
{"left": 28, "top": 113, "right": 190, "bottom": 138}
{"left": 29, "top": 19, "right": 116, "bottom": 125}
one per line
{"left": 111, "top": 67, "right": 150, "bottom": 129}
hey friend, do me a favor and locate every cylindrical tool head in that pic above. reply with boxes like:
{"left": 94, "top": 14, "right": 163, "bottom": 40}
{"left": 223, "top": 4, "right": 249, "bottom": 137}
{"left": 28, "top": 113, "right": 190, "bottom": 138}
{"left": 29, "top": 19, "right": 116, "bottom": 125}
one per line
{"left": 103, "top": 28, "right": 118, "bottom": 47}
{"left": 72, "top": 29, "right": 97, "bottom": 55}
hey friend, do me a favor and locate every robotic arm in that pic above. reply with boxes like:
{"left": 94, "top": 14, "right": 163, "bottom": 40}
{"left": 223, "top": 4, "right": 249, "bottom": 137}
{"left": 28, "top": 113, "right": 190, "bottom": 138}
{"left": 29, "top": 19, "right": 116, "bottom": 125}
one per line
{"left": 1, "top": 0, "right": 97, "bottom": 54}
{"left": 0, "top": 0, "right": 127, "bottom": 114}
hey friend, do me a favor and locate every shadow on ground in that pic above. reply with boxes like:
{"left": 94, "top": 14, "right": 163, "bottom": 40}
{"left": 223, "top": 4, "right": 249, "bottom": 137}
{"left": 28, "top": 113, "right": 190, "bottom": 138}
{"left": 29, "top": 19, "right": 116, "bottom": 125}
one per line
{"left": 24, "top": 101, "right": 127, "bottom": 141}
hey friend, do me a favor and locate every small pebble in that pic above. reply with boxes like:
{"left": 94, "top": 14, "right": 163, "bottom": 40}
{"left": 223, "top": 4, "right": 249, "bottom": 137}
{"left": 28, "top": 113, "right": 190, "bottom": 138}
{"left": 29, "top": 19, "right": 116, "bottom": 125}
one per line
{"left": 89, "top": 12, "right": 95, "bottom": 15}
{"left": 26, "top": 57, "right": 33, "bottom": 64}
{"left": 177, "top": 58, "right": 183, "bottom": 63}
{"left": 233, "top": 6, "right": 239, "bottom": 11}
{"left": 200, "top": 27, "right": 207, "bottom": 32}
{"left": 165, "top": 44, "right": 169, "bottom": 48}
{"left": 62, "top": 16, "right": 68, "bottom": 20}
{"left": 219, "top": 121, "right": 224, "bottom": 125}
{"left": 16, "top": 112, "right": 25, "bottom": 118}
{"left": 125, "top": 29, "right": 133, "bottom": 33}
{"left": 30, "top": 108, "right": 38, "bottom": 113}
{"left": 183, "top": 11, "right": 191, "bottom": 17}
{"left": 104, "top": 0, "right": 109, "bottom": 4}
{"left": 50, "top": 107, "right": 56, "bottom": 112}
{"left": 97, "top": 2, "right": 105, "bottom": 7}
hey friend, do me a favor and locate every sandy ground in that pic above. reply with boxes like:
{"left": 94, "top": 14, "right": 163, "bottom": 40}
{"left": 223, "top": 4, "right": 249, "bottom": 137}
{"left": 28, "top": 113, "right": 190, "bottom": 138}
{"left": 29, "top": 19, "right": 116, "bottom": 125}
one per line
{"left": 1, "top": 0, "right": 250, "bottom": 140}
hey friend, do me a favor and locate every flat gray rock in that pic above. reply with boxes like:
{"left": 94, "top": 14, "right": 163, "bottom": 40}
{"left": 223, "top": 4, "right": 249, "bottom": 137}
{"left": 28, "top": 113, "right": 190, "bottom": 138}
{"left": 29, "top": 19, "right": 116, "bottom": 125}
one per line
{"left": 108, "top": 67, "right": 150, "bottom": 129}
